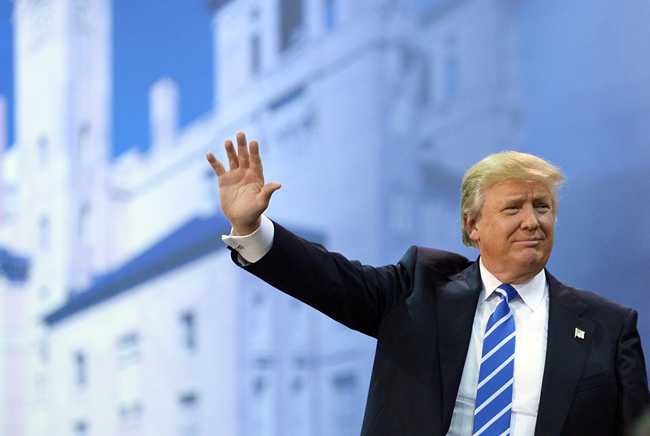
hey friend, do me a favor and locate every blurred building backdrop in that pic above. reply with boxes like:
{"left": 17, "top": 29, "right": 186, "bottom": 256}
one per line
{"left": 0, "top": 0, "right": 648, "bottom": 435}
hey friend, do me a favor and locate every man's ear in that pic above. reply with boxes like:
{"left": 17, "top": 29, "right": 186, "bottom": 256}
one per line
{"left": 465, "top": 214, "right": 480, "bottom": 243}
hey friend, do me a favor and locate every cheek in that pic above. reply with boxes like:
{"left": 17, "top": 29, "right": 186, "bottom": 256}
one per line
{"left": 541, "top": 217, "right": 555, "bottom": 237}
{"left": 486, "top": 220, "right": 518, "bottom": 247}
{"left": 501, "top": 219, "right": 521, "bottom": 237}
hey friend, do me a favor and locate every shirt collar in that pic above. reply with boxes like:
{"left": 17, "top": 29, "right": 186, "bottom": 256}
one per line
{"left": 478, "top": 257, "right": 547, "bottom": 312}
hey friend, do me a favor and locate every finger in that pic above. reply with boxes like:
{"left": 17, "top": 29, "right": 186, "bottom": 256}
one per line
{"left": 224, "top": 139, "right": 239, "bottom": 170}
{"left": 249, "top": 140, "right": 263, "bottom": 172}
{"left": 260, "top": 182, "right": 282, "bottom": 204}
{"left": 206, "top": 152, "right": 226, "bottom": 177}
{"left": 236, "top": 131, "right": 250, "bottom": 168}
{"left": 249, "top": 140, "right": 261, "bottom": 166}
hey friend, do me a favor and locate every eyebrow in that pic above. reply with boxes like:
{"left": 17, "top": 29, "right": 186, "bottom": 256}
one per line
{"left": 501, "top": 195, "right": 552, "bottom": 204}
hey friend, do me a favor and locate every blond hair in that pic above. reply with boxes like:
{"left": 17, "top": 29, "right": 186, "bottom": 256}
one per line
{"left": 461, "top": 151, "right": 565, "bottom": 247}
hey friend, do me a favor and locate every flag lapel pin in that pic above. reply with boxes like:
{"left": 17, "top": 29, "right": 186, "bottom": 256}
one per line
{"left": 574, "top": 327, "right": 585, "bottom": 340}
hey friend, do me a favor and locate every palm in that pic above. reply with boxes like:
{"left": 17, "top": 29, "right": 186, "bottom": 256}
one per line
{"left": 206, "top": 132, "right": 281, "bottom": 233}
{"left": 219, "top": 167, "right": 265, "bottom": 219}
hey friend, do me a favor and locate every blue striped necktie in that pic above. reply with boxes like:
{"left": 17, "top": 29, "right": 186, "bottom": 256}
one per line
{"left": 472, "top": 283, "right": 518, "bottom": 436}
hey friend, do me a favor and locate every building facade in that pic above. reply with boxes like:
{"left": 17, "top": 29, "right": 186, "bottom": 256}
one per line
{"left": 0, "top": 0, "right": 521, "bottom": 435}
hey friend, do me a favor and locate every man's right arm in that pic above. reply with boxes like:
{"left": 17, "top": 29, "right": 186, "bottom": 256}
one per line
{"left": 206, "top": 132, "right": 414, "bottom": 338}
{"left": 229, "top": 218, "right": 416, "bottom": 338}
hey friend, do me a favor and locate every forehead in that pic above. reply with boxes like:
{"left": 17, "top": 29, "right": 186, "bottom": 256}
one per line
{"left": 484, "top": 179, "right": 553, "bottom": 202}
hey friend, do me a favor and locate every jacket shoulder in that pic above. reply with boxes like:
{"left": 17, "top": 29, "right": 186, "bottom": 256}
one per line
{"left": 403, "top": 246, "right": 472, "bottom": 279}
{"left": 551, "top": 275, "right": 636, "bottom": 322}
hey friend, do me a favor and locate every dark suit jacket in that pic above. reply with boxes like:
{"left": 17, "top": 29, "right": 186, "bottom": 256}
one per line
{"left": 231, "top": 221, "right": 650, "bottom": 435}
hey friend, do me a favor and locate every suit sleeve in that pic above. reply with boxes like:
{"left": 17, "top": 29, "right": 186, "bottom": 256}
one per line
{"left": 615, "top": 309, "right": 650, "bottom": 433}
{"left": 229, "top": 221, "right": 416, "bottom": 338}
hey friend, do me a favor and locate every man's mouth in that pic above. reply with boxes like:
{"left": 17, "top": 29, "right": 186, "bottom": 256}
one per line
{"left": 513, "top": 239, "right": 544, "bottom": 246}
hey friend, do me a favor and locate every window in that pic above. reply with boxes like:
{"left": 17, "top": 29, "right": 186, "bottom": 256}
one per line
{"left": 34, "top": 338, "right": 49, "bottom": 402}
{"left": 250, "top": 375, "right": 273, "bottom": 436}
{"left": 37, "top": 135, "right": 49, "bottom": 165}
{"left": 74, "top": 351, "right": 87, "bottom": 387}
{"left": 287, "top": 372, "right": 309, "bottom": 435}
{"left": 249, "top": 289, "right": 272, "bottom": 349}
{"left": 400, "top": 46, "right": 415, "bottom": 73}
{"left": 178, "top": 391, "right": 199, "bottom": 436}
{"left": 323, "top": 0, "right": 336, "bottom": 31}
{"left": 1, "top": 184, "right": 18, "bottom": 223}
{"left": 77, "top": 123, "right": 91, "bottom": 163}
{"left": 332, "top": 372, "right": 358, "bottom": 436}
{"left": 117, "top": 333, "right": 140, "bottom": 367}
{"left": 252, "top": 291, "right": 265, "bottom": 307}
{"left": 118, "top": 400, "right": 143, "bottom": 432}
{"left": 116, "top": 333, "right": 143, "bottom": 431}
{"left": 73, "top": 0, "right": 93, "bottom": 34}
{"left": 73, "top": 420, "right": 88, "bottom": 436}
{"left": 39, "top": 215, "right": 50, "bottom": 249}
{"left": 445, "top": 38, "right": 459, "bottom": 101}
{"left": 180, "top": 311, "right": 197, "bottom": 352}
{"left": 279, "top": 0, "right": 304, "bottom": 51}
{"left": 79, "top": 201, "right": 91, "bottom": 242}
{"left": 418, "top": 56, "right": 432, "bottom": 107}
{"left": 203, "top": 168, "right": 219, "bottom": 213}
{"left": 445, "top": 56, "right": 459, "bottom": 100}
{"left": 251, "top": 33, "right": 261, "bottom": 75}
{"left": 290, "top": 375, "right": 303, "bottom": 393}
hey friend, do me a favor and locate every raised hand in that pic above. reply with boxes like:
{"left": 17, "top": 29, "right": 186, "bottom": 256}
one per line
{"left": 206, "top": 132, "right": 281, "bottom": 235}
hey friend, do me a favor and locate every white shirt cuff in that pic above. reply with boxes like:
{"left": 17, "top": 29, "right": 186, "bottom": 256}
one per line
{"left": 221, "top": 214, "right": 274, "bottom": 264}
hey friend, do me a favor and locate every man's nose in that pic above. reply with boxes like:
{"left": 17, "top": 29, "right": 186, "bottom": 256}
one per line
{"left": 520, "top": 204, "right": 540, "bottom": 230}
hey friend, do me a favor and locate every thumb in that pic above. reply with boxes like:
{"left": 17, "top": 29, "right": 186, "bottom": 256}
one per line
{"left": 260, "top": 182, "right": 282, "bottom": 203}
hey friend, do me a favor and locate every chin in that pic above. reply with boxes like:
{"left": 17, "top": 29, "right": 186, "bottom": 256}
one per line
{"left": 514, "top": 252, "right": 546, "bottom": 270}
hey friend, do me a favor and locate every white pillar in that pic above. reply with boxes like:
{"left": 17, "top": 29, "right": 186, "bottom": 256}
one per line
{"left": 149, "top": 77, "right": 179, "bottom": 153}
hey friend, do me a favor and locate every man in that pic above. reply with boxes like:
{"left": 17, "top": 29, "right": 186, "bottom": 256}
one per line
{"left": 206, "top": 132, "right": 650, "bottom": 435}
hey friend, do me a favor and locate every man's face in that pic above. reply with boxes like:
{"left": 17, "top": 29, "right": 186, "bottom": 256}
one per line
{"left": 467, "top": 179, "right": 555, "bottom": 283}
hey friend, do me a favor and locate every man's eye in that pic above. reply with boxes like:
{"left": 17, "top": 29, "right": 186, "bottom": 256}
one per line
{"left": 503, "top": 207, "right": 519, "bottom": 214}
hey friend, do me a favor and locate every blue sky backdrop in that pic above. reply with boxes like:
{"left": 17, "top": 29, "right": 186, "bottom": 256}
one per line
{"left": 0, "top": 1, "right": 14, "bottom": 148}
{"left": 0, "top": 0, "right": 213, "bottom": 158}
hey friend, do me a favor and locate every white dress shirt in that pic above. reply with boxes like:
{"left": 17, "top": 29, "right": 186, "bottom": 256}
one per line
{"left": 221, "top": 215, "right": 549, "bottom": 436}
{"left": 446, "top": 260, "right": 548, "bottom": 436}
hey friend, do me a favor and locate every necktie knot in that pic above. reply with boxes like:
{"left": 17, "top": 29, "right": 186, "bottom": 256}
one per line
{"left": 496, "top": 283, "right": 518, "bottom": 303}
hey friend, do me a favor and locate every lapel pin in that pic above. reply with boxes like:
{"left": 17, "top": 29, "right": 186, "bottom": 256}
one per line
{"left": 574, "top": 327, "right": 585, "bottom": 340}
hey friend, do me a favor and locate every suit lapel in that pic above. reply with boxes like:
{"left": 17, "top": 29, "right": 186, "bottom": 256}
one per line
{"left": 436, "top": 261, "right": 482, "bottom": 431}
{"left": 435, "top": 265, "right": 592, "bottom": 434}
{"left": 534, "top": 272, "right": 593, "bottom": 436}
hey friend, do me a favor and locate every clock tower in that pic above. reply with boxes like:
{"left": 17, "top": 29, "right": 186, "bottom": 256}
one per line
{"left": 12, "top": 3, "right": 112, "bottom": 433}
